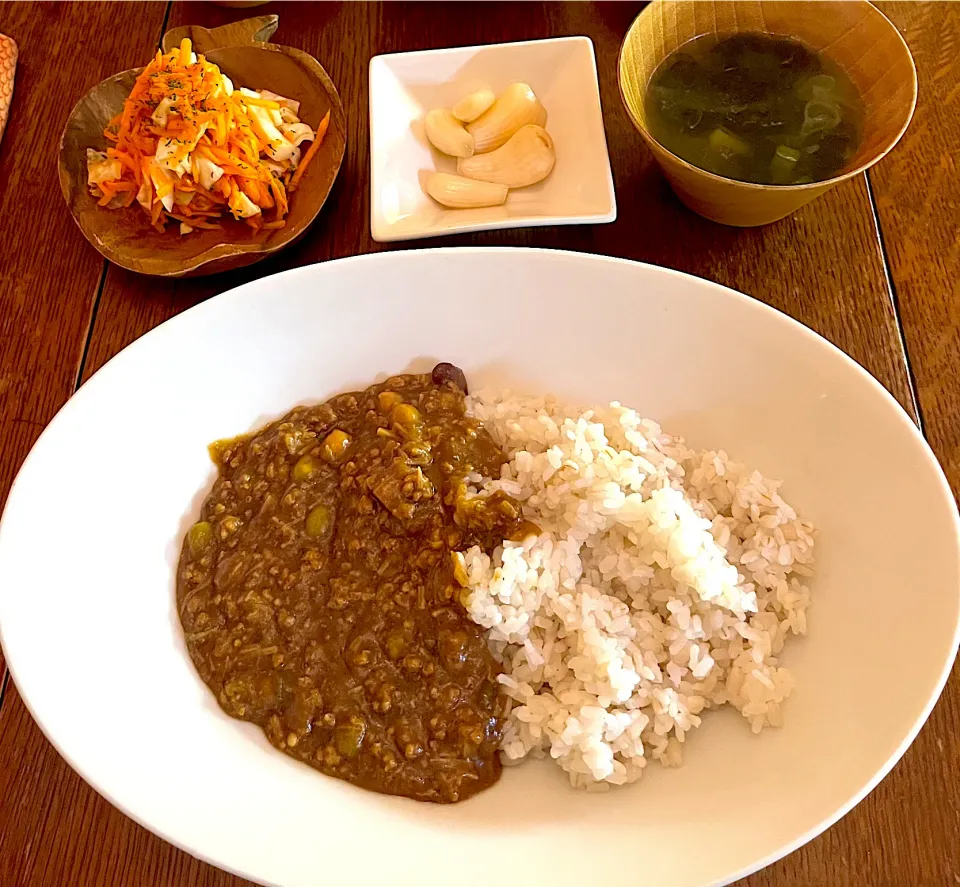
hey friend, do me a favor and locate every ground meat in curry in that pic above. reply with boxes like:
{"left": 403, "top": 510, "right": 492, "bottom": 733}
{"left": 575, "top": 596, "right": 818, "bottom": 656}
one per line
{"left": 176, "top": 365, "right": 525, "bottom": 803}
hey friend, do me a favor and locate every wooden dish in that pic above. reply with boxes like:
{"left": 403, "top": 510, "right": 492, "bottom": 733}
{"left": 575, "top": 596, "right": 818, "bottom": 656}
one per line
{"left": 618, "top": 0, "right": 917, "bottom": 227}
{"left": 58, "top": 16, "right": 346, "bottom": 277}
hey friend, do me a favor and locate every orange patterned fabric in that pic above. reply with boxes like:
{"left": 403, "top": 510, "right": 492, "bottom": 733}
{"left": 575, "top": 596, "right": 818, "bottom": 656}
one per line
{"left": 0, "top": 34, "right": 17, "bottom": 144}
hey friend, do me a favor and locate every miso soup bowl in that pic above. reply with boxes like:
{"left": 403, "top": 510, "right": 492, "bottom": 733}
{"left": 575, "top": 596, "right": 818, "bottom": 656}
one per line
{"left": 618, "top": 0, "right": 917, "bottom": 227}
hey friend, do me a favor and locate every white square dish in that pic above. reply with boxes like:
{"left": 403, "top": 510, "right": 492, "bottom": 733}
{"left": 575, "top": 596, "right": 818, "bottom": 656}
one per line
{"left": 369, "top": 37, "right": 617, "bottom": 242}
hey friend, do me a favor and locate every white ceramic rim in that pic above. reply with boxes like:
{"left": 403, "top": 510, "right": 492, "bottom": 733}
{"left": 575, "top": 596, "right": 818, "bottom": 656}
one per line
{"left": 0, "top": 248, "right": 957, "bottom": 886}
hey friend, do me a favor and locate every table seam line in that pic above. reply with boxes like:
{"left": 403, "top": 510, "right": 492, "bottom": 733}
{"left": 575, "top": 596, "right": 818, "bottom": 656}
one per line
{"left": 73, "top": 261, "right": 109, "bottom": 392}
{"left": 864, "top": 170, "right": 926, "bottom": 435}
{"left": 0, "top": 0, "right": 175, "bottom": 727}
{"left": 157, "top": 1, "right": 174, "bottom": 48}
{"left": 70, "top": 1, "right": 174, "bottom": 397}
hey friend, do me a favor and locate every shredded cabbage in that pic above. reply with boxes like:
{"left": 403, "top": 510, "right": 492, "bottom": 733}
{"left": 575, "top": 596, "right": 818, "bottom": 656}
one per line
{"left": 86, "top": 149, "right": 122, "bottom": 187}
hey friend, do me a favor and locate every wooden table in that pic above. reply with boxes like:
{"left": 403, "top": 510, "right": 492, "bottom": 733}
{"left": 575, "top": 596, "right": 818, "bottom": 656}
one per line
{"left": 0, "top": 2, "right": 956, "bottom": 884}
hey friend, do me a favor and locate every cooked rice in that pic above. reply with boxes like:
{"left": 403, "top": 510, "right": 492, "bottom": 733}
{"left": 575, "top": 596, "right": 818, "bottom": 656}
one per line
{"left": 455, "top": 391, "right": 815, "bottom": 789}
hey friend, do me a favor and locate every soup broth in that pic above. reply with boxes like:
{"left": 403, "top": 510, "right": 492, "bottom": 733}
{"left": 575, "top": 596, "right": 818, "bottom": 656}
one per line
{"left": 644, "top": 33, "right": 865, "bottom": 186}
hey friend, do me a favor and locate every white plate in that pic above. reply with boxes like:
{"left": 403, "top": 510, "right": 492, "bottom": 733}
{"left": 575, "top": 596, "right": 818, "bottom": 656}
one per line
{"left": 369, "top": 38, "right": 616, "bottom": 241}
{"left": 0, "top": 249, "right": 957, "bottom": 887}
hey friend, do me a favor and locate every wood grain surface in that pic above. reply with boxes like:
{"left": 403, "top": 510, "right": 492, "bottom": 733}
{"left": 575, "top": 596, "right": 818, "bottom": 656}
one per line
{"left": 0, "top": 3, "right": 955, "bottom": 886}
{"left": 865, "top": 2, "right": 960, "bottom": 885}
{"left": 0, "top": 0, "right": 168, "bottom": 702}
{"left": 873, "top": 2, "right": 960, "bottom": 491}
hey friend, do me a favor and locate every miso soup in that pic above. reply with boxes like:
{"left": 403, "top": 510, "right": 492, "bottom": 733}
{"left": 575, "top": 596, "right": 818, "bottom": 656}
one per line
{"left": 644, "top": 33, "right": 865, "bottom": 186}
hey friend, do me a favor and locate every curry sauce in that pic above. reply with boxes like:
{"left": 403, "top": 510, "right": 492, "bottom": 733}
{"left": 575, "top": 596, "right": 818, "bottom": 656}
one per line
{"left": 176, "top": 366, "right": 523, "bottom": 803}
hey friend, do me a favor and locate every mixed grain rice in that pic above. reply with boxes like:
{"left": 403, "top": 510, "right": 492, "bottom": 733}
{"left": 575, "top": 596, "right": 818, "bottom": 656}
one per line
{"left": 455, "top": 391, "right": 815, "bottom": 788}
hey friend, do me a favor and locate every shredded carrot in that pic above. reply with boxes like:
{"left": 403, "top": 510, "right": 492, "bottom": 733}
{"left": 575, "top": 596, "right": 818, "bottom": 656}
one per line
{"left": 218, "top": 163, "right": 258, "bottom": 179}
{"left": 288, "top": 110, "right": 330, "bottom": 192}
{"left": 170, "top": 213, "right": 221, "bottom": 230}
{"left": 86, "top": 37, "right": 322, "bottom": 234}
{"left": 268, "top": 175, "right": 288, "bottom": 217}
{"left": 258, "top": 181, "right": 275, "bottom": 209}
{"left": 239, "top": 178, "right": 260, "bottom": 203}
{"left": 240, "top": 95, "right": 281, "bottom": 109}
{"left": 107, "top": 149, "right": 139, "bottom": 179}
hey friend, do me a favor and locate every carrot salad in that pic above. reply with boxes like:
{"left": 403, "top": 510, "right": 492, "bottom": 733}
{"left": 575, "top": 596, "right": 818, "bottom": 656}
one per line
{"left": 86, "top": 38, "right": 330, "bottom": 234}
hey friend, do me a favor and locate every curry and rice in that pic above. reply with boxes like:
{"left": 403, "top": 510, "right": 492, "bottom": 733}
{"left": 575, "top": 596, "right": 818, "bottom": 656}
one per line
{"left": 177, "top": 363, "right": 815, "bottom": 802}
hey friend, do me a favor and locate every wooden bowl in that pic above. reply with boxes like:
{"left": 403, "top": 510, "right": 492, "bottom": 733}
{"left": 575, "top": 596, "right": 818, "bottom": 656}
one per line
{"left": 58, "top": 16, "right": 346, "bottom": 277}
{"left": 618, "top": 0, "right": 917, "bottom": 227}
